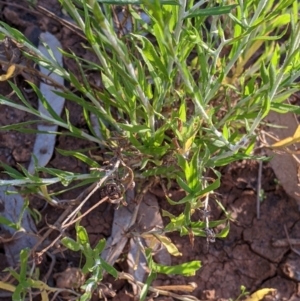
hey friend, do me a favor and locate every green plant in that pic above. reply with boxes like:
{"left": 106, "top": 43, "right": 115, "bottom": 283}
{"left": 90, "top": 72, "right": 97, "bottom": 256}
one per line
{"left": 0, "top": 0, "right": 299, "bottom": 299}
{"left": 0, "top": 248, "right": 64, "bottom": 301}
{"left": 61, "top": 224, "right": 118, "bottom": 301}
{"left": 230, "top": 285, "right": 249, "bottom": 301}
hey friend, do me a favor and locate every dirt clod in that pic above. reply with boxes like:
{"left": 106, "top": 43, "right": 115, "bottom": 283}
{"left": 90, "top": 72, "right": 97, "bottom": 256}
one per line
{"left": 53, "top": 267, "right": 85, "bottom": 289}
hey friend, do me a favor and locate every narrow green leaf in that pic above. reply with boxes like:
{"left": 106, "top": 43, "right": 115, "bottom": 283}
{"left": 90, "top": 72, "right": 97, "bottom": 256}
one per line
{"left": 8, "top": 82, "right": 38, "bottom": 113}
{"left": 222, "top": 124, "right": 229, "bottom": 140}
{"left": 153, "top": 261, "right": 201, "bottom": 276}
{"left": 268, "top": 63, "right": 276, "bottom": 91}
{"left": 176, "top": 176, "right": 193, "bottom": 194}
{"left": 188, "top": 148, "right": 200, "bottom": 190}
{"left": 271, "top": 102, "right": 300, "bottom": 114}
{"left": 93, "top": 1, "right": 105, "bottom": 24}
{"left": 260, "top": 62, "right": 269, "bottom": 85}
{"left": 132, "top": 35, "right": 168, "bottom": 78}
{"left": 76, "top": 225, "right": 90, "bottom": 245}
{"left": 56, "top": 149, "right": 100, "bottom": 168}
{"left": 177, "top": 154, "right": 189, "bottom": 172}
{"left": 0, "top": 21, "right": 25, "bottom": 41}
{"left": 185, "top": 4, "right": 238, "bottom": 18}
{"left": 118, "top": 124, "right": 151, "bottom": 133}
{"left": 178, "top": 100, "right": 187, "bottom": 122}
{"left": 27, "top": 82, "right": 65, "bottom": 123}
{"left": 166, "top": 192, "right": 196, "bottom": 205}
{"left": 164, "top": 213, "right": 185, "bottom": 232}
{"left": 191, "top": 218, "right": 228, "bottom": 229}
{"left": 70, "top": 72, "right": 85, "bottom": 91}
{"left": 140, "top": 145, "right": 169, "bottom": 157}
{"left": 193, "top": 171, "right": 221, "bottom": 198}
{"left": 0, "top": 163, "right": 25, "bottom": 180}
{"left": 97, "top": 0, "right": 179, "bottom": 4}
{"left": 99, "top": 259, "right": 118, "bottom": 278}
{"left": 19, "top": 248, "right": 30, "bottom": 282}
{"left": 161, "top": 209, "right": 175, "bottom": 219}
{"left": 83, "top": 2, "right": 96, "bottom": 44}
{"left": 61, "top": 237, "right": 82, "bottom": 251}
{"left": 0, "top": 217, "right": 18, "bottom": 230}
{"left": 261, "top": 95, "right": 271, "bottom": 119}
{"left": 140, "top": 272, "right": 157, "bottom": 301}
{"left": 142, "top": 165, "right": 176, "bottom": 177}
{"left": 94, "top": 239, "right": 106, "bottom": 254}
{"left": 216, "top": 223, "right": 230, "bottom": 238}
{"left": 82, "top": 255, "right": 95, "bottom": 274}
{"left": 12, "top": 285, "right": 23, "bottom": 301}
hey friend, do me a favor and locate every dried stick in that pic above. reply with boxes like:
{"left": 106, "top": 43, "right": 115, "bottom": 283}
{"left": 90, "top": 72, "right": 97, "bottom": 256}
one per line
{"left": 61, "top": 196, "right": 109, "bottom": 229}
{"left": 31, "top": 157, "right": 121, "bottom": 257}
{"left": 284, "top": 224, "right": 300, "bottom": 256}
{"left": 118, "top": 272, "right": 199, "bottom": 301}
{"left": 61, "top": 158, "right": 121, "bottom": 228}
{"left": 256, "top": 160, "right": 263, "bottom": 219}
{"left": 272, "top": 238, "right": 300, "bottom": 247}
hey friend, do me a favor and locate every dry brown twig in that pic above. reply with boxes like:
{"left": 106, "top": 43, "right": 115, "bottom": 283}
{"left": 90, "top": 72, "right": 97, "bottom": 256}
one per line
{"left": 118, "top": 272, "right": 199, "bottom": 301}
{"left": 35, "top": 5, "right": 86, "bottom": 40}
{"left": 256, "top": 160, "right": 263, "bottom": 219}
{"left": 284, "top": 224, "right": 300, "bottom": 256}
{"left": 272, "top": 237, "right": 300, "bottom": 247}
{"left": 61, "top": 195, "right": 109, "bottom": 229}
{"left": 61, "top": 157, "right": 121, "bottom": 228}
{"left": 0, "top": 58, "right": 67, "bottom": 91}
{"left": 0, "top": 2, "right": 86, "bottom": 40}
{"left": 31, "top": 154, "right": 133, "bottom": 259}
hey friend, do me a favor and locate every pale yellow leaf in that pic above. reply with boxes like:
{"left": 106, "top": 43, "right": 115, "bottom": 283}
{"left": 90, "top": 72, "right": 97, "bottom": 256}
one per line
{"left": 0, "top": 64, "right": 16, "bottom": 81}
{"left": 245, "top": 288, "right": 277, "bottom": 301}
{"left": 29, "top": 279, "right": 57, "bottom": 292}
{"left": 271, "top": 125, "right": 300, "bottom": 149}
{"left": 183, "top": 136, "right": 194, "bottom": 153}
{"left": 41, "top": 290, "right": 49, "bottom": 301}
{"left": 146, "top": 235, "right": 160, "bottom": 250}
{"left": 153, "top": 234, "right": 182, "bottom": 256}
{"left": 0, "top": 281, "right": 16, "bottom": 292}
